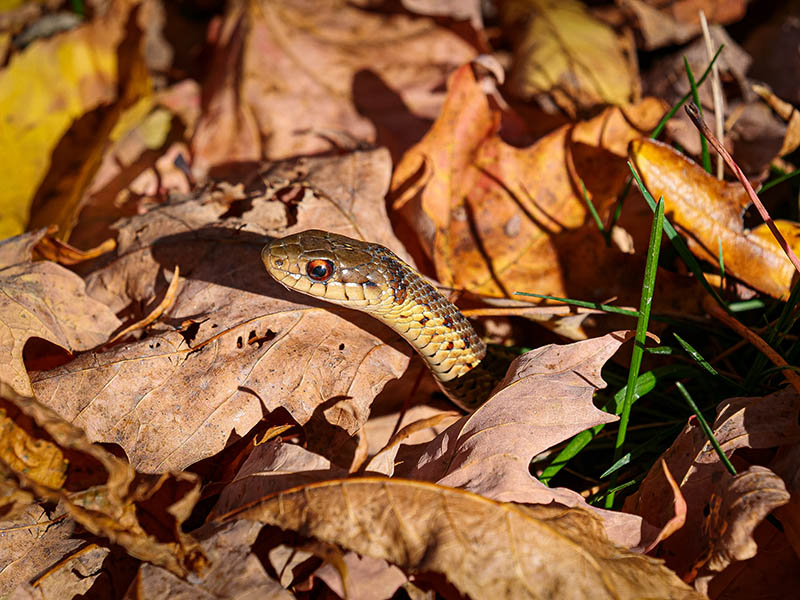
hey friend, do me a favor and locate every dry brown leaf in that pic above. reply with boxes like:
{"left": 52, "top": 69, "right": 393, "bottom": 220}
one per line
{"left": 315, "top": 553, "right": 407, "bottom": 600}
{"left": 753, "top": 84, "right": 800, "bottom": 157}
{"left": 704, "top": 523, "right": 800, "bottom": 600}
{"left": 211, "top": 439, "right": 347, "bottom": 518}
{"left": 0, "top": 507, "right": 83, "bottom": 596}
{"left": 630, "top": 138, "right": 800, "bottom": 299}
{"left": 28, "top": 544, "right": 138, "bottom": 599}
{"left": 131, "top": 520, "right": 292, "bottom": 599}
{"left": 191, "top": 0, "right": 477, "bottom": 173}
{"left": 502, "top": 0, "right": 638, "bottom": 114}
{"left": 391, "top": 63, "right": 668, "bottom": 304}
{"left": 694, "top": 466, "right": 789, "bottom": 593}
{"left": 0, "top": 229, "right": 120, "bottom": 396}
{"left": 621, "top": 0, "right": 748, "bottom": 50}
{"left": 222, "top": 478, "right": 703, "bottom": 600}
{"left": 625, "top": 388, "right": 800, "bottom": 577}
{"left": 32, "top": 150, "right": 415, "bottom": 472}
{"left": 771, "top": 444, "right": 800, "bottom": 561}
{"left": 0, "top": 383, "right": 207, "bottom": 580}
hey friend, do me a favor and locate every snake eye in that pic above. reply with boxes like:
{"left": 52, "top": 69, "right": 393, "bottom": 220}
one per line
{"left": 307, "top": 259, "right": 335, "bottom": 282}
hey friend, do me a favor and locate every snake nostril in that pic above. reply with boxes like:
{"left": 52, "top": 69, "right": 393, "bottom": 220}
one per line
{"left": 273, "top": 258, "right": 284, "bottom": 268}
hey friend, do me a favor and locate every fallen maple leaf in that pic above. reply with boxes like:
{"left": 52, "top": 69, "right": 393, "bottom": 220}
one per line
{"left": 0, "top": 229, "right": 120, "bottom": 396}
{"left": 630, "top": 138, "right": 800, "bottom": 299}
{"left": 222, "top": 478, "right": 703, "bottom": 600}
{"left": 391, "top": 63, "right": 668, "bottom": 304}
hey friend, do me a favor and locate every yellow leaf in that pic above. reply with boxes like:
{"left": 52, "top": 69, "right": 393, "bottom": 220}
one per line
{"left": 0, "top": 17, "right": 121, "bottom": 239}
{"left": 503, "top": 0, "right": 637, "bottom": 113}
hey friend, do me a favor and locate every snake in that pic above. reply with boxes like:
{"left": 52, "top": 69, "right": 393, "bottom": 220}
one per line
{"left": 262, "top": 230, "right": 512, "bottom": 410}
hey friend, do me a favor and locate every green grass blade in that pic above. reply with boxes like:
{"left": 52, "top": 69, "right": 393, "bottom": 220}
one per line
{"left": 760, "top": 166, "right": 800, "bottom": 193}
{"left": 650, "top": 45, "right": 724, "bottom": 139}
{"left": 683, "top": 57, "right": 712, "bottom": 173}
{"left": 675, "top": 382, "right": 737, "bottom": 476}
{"left": 628, "top": 162, "right": 729, "bottom": 312}
{"left": 605, "top": 197, "right": 664, "bottom": 508}
{"left": 580, "top": 178, "right": 610, "bottom": 245}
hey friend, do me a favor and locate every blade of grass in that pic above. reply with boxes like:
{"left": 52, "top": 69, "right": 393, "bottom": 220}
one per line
{"left": 650, "top": 45, "right": 724, "bottom": 139}
{"left": 538, "top": 365, "right": 695, "bottom": 485}
{"left": 628, "top": 162, "right": 729, "bottom": 312}
{"left": 717, "top": 237, "right": 725, "bottom": 283}
{"left": 580, "top": 177, "right": 610, "bottom": 245}
{"left": 674, "top": 382, "right": 736, "bottom": 475}
{"left": 605, "top": 197, "right": 664, "bottom": 508}
{"left": 759, "top": 166, "right": 800, "bottom": 194}
{"left": 728, "top": 300, "right": 766, "bottom": 312}
{"left": 683, "top": 58, "right": 712, "bottom": 173}
{"left": 673, "top": 333, "right": 743, "bottom": 390}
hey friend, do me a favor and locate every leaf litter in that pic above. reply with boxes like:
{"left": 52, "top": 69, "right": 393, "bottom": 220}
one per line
{"left": 2, "top": 0, "right": 800, "bottom": 598}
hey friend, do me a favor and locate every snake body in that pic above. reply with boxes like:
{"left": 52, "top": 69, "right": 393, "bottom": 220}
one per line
{"left": 262, "top": 230, "right": 507, "bottom": 410}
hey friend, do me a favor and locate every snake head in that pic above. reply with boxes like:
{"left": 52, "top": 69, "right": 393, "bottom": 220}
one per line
{"left": 262, "top": 230, "right": 398, "bottom": 305}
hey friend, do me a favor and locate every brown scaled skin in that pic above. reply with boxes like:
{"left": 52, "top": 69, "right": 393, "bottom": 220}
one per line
{"left": 262, "top": 230, "right": 506, "bottom": 410}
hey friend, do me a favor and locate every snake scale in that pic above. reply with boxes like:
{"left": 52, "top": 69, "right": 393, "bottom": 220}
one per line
{"left": 262, "top": 230, "right": 512, "bottom": 410}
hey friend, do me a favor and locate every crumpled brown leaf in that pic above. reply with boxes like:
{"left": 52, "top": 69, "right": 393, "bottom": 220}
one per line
{"left": 630, "top": 138, "right": 800, "bottom": 299}
{"left": 624, "top": 388, "right": 800, "bottom": 578}
{"left": 0, "top": 229, "right": 120, "bottom": 396}
{"left": 694, "top": 466, "right": 790, "bottom": 594}
{"left": 0, "top": 383, "right": 207, "bottom": 580}
{"left": 621, "top": 0, "right": 748, "bottom": 50}
{"left": 31, "top": 150, "right": 414, "bottom": 472}
{"left": 222, "top": 478, "right": 703, "bottom": 600}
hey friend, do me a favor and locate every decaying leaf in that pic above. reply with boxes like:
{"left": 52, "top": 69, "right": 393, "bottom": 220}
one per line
{"left": 0, "top": 229, "right": 120, "bottom": 396}
{"left": 625, "top": 388, "right": 800, "bottom": 577}
{"left": 31, "top": 150, "right": 414, "bottom": 472}
{"left": 630, "top": 138, "right": 800, "bottom": 299}
{"left": 223, "top": 478, "right": 703, "bottom": 600}
{"left": 0, "top": 383, "right": 207, "bottom": 580}
{"left": 621, "top": 0, "right": 749, "bottom": 50}
{"left": 0, "top": 507, "right": 84, "bottom": 596}
{"left": 694, "top": 466, "right": 789, "bottom": 593}
{"left": 502, "top": 0, "right": 638, "bottom": 113}
{"left": 131, "top": 520, "right": 291, "bottom": 599}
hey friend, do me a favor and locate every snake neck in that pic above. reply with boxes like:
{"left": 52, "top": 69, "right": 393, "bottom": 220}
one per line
{"left": 363, "top": 252, "right": 489, "bottom": 391}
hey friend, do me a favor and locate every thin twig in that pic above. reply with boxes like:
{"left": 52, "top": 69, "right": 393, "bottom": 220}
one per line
{"left": 699, "top": 11, "right": 725, "bottom": 179}
{"left": 685, "top": 103, "right": 800, "bottom": 278}
{"left": 703, "top": 296, "right": 800, "bottom": 394}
